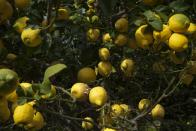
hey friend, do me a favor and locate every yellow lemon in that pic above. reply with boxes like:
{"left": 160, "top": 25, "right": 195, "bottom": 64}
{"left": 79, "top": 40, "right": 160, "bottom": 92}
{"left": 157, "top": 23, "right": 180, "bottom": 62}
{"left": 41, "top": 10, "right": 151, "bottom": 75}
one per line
{"left": 91, "top": 15, "right": 99, "bottom": 23}
{"left": 115, "top": 18, "right": 128, "bottom": 33}
{"left": 99, "top": 48, "right": 110, "bottom": 61}
{"left": 57, "top": 8, "right": 69, "bottom": 20}
{"left": 102, "top": 33, "right": 112, "bottom": 43}
{"left": 77, "top": 67, "right": 96, "bottom": 83}
{"left": 151, "top": 104, "right": 165, "bottom": 119}
{"left": 20, "top": 82, "right": 34, "bottom": 96}
{"left": 25, "top": 111, "right": 45, "bottom": 130}
{"left": 98, "top": 61, "right": 112, "bottom": 77}
{"left": 89, "top": 86, "right": 107, "bottom": 106}
{"left": 168, "top": 14, "right": 190, "bottom": 33}
{"left": 0, "top": 96, "right": 10, "bottom": 122}
{"left": 13, "top": 103, "right": 34, "bottom": 125}
{"left": 6, "top": 90, "right": 18, "bottom": 103}
{"left": 15, "top": 0, "right": 31, "bottom": 9}
{"left": 169, "top": 33, "right": 188, "bottom": 52}
{"left": 186, "top": 23, "right": 196, "bottom": 34}
{"left": 87, "top": 28, "right": 100, "bottom": 41}
{"left": 120, "top": 59, "right": 135, "bottom": 77}
{"left": 82, "top": 117, "right": 94, "bottom": 130}
{"left": 71, "top": 83, "right": 89, "bottom": 101}
{"left": 102, "top": 128, "right": 117, "bottom": 131}
{"left": 152, "top": 62, "right": 166, "bottom": 73}
{"left": 170, "top": 51, "right": 185, "bottom": 64}
{"left": 21, "top": 28, "right": 42, "bottom": 47}
{"left": 0, "top": 2, "right": 13, "bottom": 24}
{"left": 120, "top": 104, "right": 130, "bottom": 115}
{"left": 41, "top": 85, "right": 56, "bottom": 99}
{"left": 135, "top": 25, "right": 153, "bottom": 49}
{"left": 153, "top": 25, "right": 172, "bottom": 42}
{"left": 0, "top": 69, "right": 19, "bottom": 96}
{"left": 114, "top": 34, "right": 128, "bottom": 46}
{"left": 111, "top": 104, "right": 124, "bottom": 117}
{"left": 143, "top": 0, "right": 158, "bottom": 6}
{"left": 138, "top": 99, "right": 151, "bottom": 111}
{"left": 13, "top": 16, "right": 29, "bottom": 33}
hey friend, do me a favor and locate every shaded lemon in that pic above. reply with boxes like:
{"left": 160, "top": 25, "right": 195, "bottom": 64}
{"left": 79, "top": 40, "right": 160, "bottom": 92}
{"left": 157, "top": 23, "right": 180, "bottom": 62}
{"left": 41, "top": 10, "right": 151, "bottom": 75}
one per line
{"left": 120, "top": 104, "right": 130, "bottom": 115}
{"left": 15, "top": 0, "right": 31, "bottom": 9}
{"left": 179, "top": 72, "right": 193, "bottom": 86}
{"left": 153, "top": 25, "right": 172, "bottom": 42}
{"left": 87, "top": 28, "right": 100, "bottom": 41}
{"left": 6, "top": 90, "right": 18, "bottom": 102}
{"left": 77, "top": 67, "right": 96, "bottom": 83}
{"left": 0, "top": 69, "right": 19, "bottom": 96}
{"left": 89, "top": 86, "right": 107, "bottom": 106}
{"left": 111, "top": 104, "right": 124, "bottom": 117}
{"left": 168, "top": 14, "right": 190, "bottom": 33}
{"left": 99, "top": 48, "right": 110, "bottom": 61}
{"left": 0, "top": 2, "right": 13, "bottom": 24}
{"left": 82, "top": 117, "right": 94, "bottom": 130}
{"left": 13, "top": 16, "right": 29, "bottom": 33}
{"left": 71, "top": 83, "right": 89, "bottom": 101}
{"left": 102, "top": 33, "right": 112, "bottom": 43}
{"left": 152, "top": 62, "right": 166, "bottom": 73}
{"left": 135, "top": 25, "right": 153, "bottom": 49}
{"left": 21, "top": 28, "right": 42, "bottom": 47}
{"left": 151, "top": 104, "right": 165, "bottom": 119}
{"left": 120, "top": 59, "right": 135, "bottom": 77}
{"left": 57, "top": 8, "right": 69, "bottom": 20}
{"left": 168, "top": 33, "right": 188, "bottom": 52}
{"left": 138, "top": 99, "right": 151, "bottom": 111}
{"left": 6, "top": 53, "right": 18, "bottom": 61}
{"left": 114, "top": 34, "right": 128, "bottom": 46}
{"left": 98, "top": 61, "right": 112, "bottom": 77}
{"left": 115, "top": 18, "right": 128, "bottom": 33}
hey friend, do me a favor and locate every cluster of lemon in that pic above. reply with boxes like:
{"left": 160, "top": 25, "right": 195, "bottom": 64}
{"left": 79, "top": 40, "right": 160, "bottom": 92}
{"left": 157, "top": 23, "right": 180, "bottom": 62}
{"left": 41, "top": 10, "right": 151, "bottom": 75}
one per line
{"left": 0, "top": 68, "right": 57, "bottom": 130}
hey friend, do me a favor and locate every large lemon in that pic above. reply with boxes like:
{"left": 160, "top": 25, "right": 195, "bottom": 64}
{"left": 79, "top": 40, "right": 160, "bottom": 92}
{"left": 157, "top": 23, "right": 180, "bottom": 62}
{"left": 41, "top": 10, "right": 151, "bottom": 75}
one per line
{"left": 82, "top": 117, "right": 94, "bottom": 130}
{"left": 168, "top": 33, "right": 188, "bottom": 52}
{"left": 99, "top": 48, "right": 110, "bottom": 61}
{"left": 153, "top": 25, "right": 172, "bottom": 42}
{"left": 98, "top": 61, "right": 112, "bottom": 77}
{"left": 138, "top": 98, "right": 151, "bottom": 111}
{"left": 168, "top": 14, "right": 190, "bottom": 33}
{"left": 89, "top": 86, "right": 107, "bottom": 106}
{"left": 151, "top": 104, "right": 165, "bottom": 119}
{"left": 114, "top": 34, "right": 128, "bottom": 46}
{"left": 71, "top": 83, "right": 89, "bottom": 101}
{"left": 115, "top": 18, "right": 128, "bottom": 33}
{"left": 15, "top": 0, "right": 31, "bottom": 9}
{"left": 13, "top": 16, "right": 29, "bottom": 33}
{"left": 0, "top": 69, "right": 19, "bottom": 96}
{"left": 21, "top": 28, "right": 42, "bottom": 47}
{"left": 77, "top": 67, "right": 96, "bottom": 83}
{"left": 120, "top": 59, "right": 135, "bottom": 77}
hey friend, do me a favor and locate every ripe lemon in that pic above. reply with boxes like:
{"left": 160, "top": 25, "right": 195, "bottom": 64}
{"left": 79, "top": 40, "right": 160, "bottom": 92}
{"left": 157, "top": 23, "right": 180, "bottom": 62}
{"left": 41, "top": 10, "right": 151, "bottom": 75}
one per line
{"left": 13, "top": 16, "right": 29, "bottom": 33}
{"left": 115, "top": 18, "right": 128, "bottom": 33}
{"left": 153, "top": 25, "right": 172, "bottom": 42}
{"left": 143, "top": 0, "right": 158, "bottom": 6}
{"left": 89, "top": 86, "right": 107, "bottom": 106}
{"left": 111, "top": 104, "right": 124, "bottom": 117}
{"left": 77, "top": 67, "right": 96, "bottom": 83}
{"left": 0, "top": 69, "right": 19, "bottom": 96}
{"left": 168, "top": 14, "right": 190, "bottom": 33}
{"left": 138, "top": 99, "right": 151, "bottom": 111}
{"left": 102, "top": 128, "right": 117, "bottom": 131}
{"left": 120, "top": 104, "right": 130, "bottom": 115}
{"left": 186, "top": 23, "right": 196, "bottom": 34}
{"left": 114, "top": 34, "right": 128, "bottom": 46}
{"left": 13, "top": 103, "right": 34, "bottom": 125}
{"left": 120, "top": 59, "right": 135, "bottom": 77}
{"left": 21, "top": 28, "right": 42, "bottom": 47}
{"left": 102, "top": 33, "right": 112, "bottom": 43}
{"left": 98, "top": 61, "right": 112, "bottom": 77}
{"left": 151, "top": 104, "right": 165, "bottom": 119}
{"left": 135, "top": 25, "right": 153, "bottom": 49}
{"left": 0, "top": 2, "right": 13, "bottom": 24}
{"left": 168, "top": 33, "right": 188, "bottom": 52}
{"left": 20, "top": 82, "right": 34, "bottom": 96}
{"left": 6, "top": 90, "right": 18, "bottom": 102}
{"left": 41, "top": 85, "right": 56, "bottom": 99}
{"left": 87, "top": 28, "right": 100, "bottom": 41}
{"left": 57, "top": 8, "right": 69, "bottom": 20}
{"left": 82, "top": 117, "right": 94, "bottom": 130}
{"left": 71, "top": 83, "right": 89, "bottom": 101}
{"left": 25, "top": 111, "right": 45, "bottom": 130}
{"left": 0, "top": 96, "right": 10, "bottom": 122}
{"left": 99, "top": 48, "right": 110, "bottom": 61}
{"left": 152, "top": 62, "right": 166, "bottom": 73}
{"left": 15, "top": 0, "right": 31, "bottom": 9}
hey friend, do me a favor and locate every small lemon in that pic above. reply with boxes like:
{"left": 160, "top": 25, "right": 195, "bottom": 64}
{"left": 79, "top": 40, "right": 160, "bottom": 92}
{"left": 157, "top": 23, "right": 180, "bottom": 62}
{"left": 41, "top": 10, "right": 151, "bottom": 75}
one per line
{"left": 98, "top": 61, "right": 112, "bottom": 77}
{"left": 41, "top": 85, "right": 56, "bottom": 99}
{"left": 13, "top": 103, "right": 34, "bottom": 125}
{"left": 89, "top": 86, "right": 107, "bottom": 106}
{"left": 102, "top": 128, "right": 117, "bottom": 131}
{"left": 13, "top": 16, "right": 29, "bottom": 33}
{"left": 152, "top": 62, "right": 166, "bottom": 73}
{"left": 77, "top": 67, "right": 96, "bottom": 83}
{"left": 111, "top": 104, "right": 124, "bottom": 117}
{"left": 82, "top": 117, "right": 94, "bottom": 130}
{"left": 87, "top": 28, "right": 100, "bottom": 41}
{"left": 114, "top": 34, "right": 128, "bottom": 46}
{"left": 138, "top": 99, "right": 151, "bottom": 111}
{"left": 168, "top": 14, "right": 190, "bottom": 33}
{"left": 169, "top": 33, "right": 188, "bottom": 52}
{"left": 120, "top": 59, "right": 135, "bottom": 77}
{"left": 0, "top": 2, "right": 13, "bottom": 24}
{"left": 102, "top": 33, "right": 112, "bottom": 43}
{"left": 153, "top": 25, "right": 172, "bottom": 42}
{"left": 151, "top": 104, "right": 165, "bottom": 119}
{"left": 135, "top": 25, "right": 153, "bottom": 49}
{"left": 115, "top": 18, "right": 128, "bottom": 33}
{"left": 71, "top": 83, "right": 89, "bottom": 101}
{"left": 6, "top": 90, "right": 18, "bottom": 102}
{"left": 57, "top": 8, "right": 69, "bottom": 20}
{"left": 15, "top": 0, "right": 31, "bottom": 9}
{"left": 21, "top": 28, "right": 42, "bottom": 47}
{"left": 186, "top": 23, "right": 196, "bottom": 34}
{"left": 99, "top": 48, "right": 110, "bottom": 61}
{"left": 6, "top": 53, "right": 18, "bottom": 61}
{"left": 179, "top": 72, "right": 193, "bottom": 86}
{"left": 20, "top": 82, "right": 34, "bottom": 96}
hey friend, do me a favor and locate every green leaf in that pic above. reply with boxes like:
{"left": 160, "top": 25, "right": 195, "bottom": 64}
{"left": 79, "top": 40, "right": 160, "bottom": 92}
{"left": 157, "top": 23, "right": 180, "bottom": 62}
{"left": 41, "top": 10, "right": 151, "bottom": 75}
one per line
{"left": 40, "top": 79, "right": 52, "bottom": 94}
{"left": 17, "top": 97, "right": 27, "bottom": 105}
{"left": 143, "top": 10, "right": 163, "bottom": 31}
{"left": 169, "top": 0, "right": 190, "bottom": 12}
